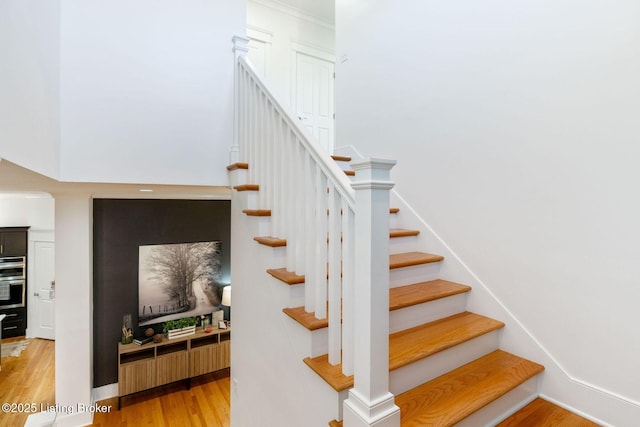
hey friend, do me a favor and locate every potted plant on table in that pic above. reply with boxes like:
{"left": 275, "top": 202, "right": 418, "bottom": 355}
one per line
{"left": 163, "top": 316, "right": 198, "bottom": 339}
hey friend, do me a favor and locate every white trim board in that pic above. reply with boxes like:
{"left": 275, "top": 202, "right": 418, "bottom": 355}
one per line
{"left": 249, "top": 0, "right": 334, "bottom": 30}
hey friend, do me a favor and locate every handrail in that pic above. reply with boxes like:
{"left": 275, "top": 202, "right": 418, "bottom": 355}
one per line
{"left": 238, "top": 56, "right": 355, "bottom": 206}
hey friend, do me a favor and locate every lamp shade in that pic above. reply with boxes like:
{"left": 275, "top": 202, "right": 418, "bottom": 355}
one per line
{"left": 221, "top": 286, "right": 231, "bottom": 307}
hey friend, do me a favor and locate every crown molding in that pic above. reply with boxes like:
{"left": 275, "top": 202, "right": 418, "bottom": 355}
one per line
{"left": 249, "top": 0, "right": 334, "bottom": 31}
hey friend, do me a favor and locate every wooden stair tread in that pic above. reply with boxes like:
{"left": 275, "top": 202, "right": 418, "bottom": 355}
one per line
{"left": 496, "top": 398, "right": 601, "bottom": 427}
{"left": 304, "top": 312, "right": 504, "bottom": 391}
{"left": 328, "top": 421, "right": 342, "bottom": 427}
{"left": 389, "top": 228, "right": 420, "bottom": 238}
{"left": 390, "top": 252, "right": 444, "bottom": 269}
{"left": 390, "top": 207, "right": 399, "bottom": 214}
{"left": 331, "top": 155, "right": 352, "bottom": 162}
{"left": 253, "top": 236, "right": 286, "bottom": 247}
{"left": 226, "top": 162, "right": 249, "bottom": 171}
{"left": 266, "top": 268, "right": 304, "bottom": 285}
{"left": 344, "top": 170, "right": 355, "bottom": 176}
{"left": 234, "top": 184, "right": 259, "bottom": 191}
{"left": 390, "top": 279, "right": 471, "bottom": 311}
{"left": 283, "top": 306, "right": 328, "bottom": 331}
{"left": 389, "top": 312, "right": 504, "bottom": 371}
{"left": 396, "top": 350, "right": 544, "bottom": 427}
{"left": 286, "top": 280, "right": 471, "bottom": 331}
{"left": 242, "top": 209, "right": 271, "bottom": 217}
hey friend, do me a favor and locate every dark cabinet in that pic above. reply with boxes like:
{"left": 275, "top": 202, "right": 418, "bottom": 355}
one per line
{"left": 0, "top": 227, "right": 28, "bottom": 256}
{"left": 0, "top": 227, "right": 29, "bottom": 337}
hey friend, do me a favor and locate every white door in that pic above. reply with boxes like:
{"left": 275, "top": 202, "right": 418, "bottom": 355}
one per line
{"left": 295, "top": 52, "right": 335, "bottom": 153}
{"left": 32, "top": 241, "right": 55, "bottom": 340}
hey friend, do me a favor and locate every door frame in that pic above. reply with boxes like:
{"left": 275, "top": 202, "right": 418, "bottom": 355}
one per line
{"left": 27, "top": 229, "right": 55, "bottom": 340}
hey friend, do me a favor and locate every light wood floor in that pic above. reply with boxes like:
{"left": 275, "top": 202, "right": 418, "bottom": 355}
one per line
{"left": 92, "top": 370, "right": 231, "bottom": 427}
{"left": 0, "top": 336, "right": 230, "bottom": 427}
{"left": 0, "top": 337, "right": 55, "bottom": 427}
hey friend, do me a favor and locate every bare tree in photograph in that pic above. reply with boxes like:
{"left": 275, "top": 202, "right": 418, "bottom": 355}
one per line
{"left": 138, "top": 241, "right": 222, "bottom": 325}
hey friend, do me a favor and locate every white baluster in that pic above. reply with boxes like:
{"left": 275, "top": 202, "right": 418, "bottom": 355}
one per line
{"left": 271, "top": 112, "right": 281, "bottom": 239}
{"left": 314, "top": 168, "right": 328, "bottom": 319}
{"left": 327, "top": 183, "right": 341, "bottom": 365}
{"left": 247, "top": 82, "right": 256, "bottom": 184}
{"left": 285, "top": 129, "right": 296, "bottom": 272}
{"left": 304, "top": 152, "right": 316, "bottom": 313}
{"left": 341, "top": 202, "right": 355, "bottom": 376}
{"left": 296, "top": 140, "right": 306, "bottom": 275}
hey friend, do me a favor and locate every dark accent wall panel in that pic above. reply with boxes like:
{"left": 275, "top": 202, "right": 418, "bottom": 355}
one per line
{"left": 93, "top": 198, "right": 230, "bottom": 387}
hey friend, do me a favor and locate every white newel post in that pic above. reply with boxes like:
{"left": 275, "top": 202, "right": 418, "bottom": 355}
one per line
{"left": 231, "top": 35, "right": 249, "bottom": 165}
{"left": 343, "top": 158, "right": 400, "bottom": 427}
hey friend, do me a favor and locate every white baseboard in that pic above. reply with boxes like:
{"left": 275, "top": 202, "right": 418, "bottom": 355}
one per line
{"left": 92, "top": 383, "right": 118, "bottom": 403}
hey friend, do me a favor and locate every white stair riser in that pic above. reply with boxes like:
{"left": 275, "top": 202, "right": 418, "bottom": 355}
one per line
{"left": 389, "top": 293, "right": 468, "bottom": 334}
{"left": 282, "top": 315, "right": 327, "bottom": 358}
{"left": 457, "top": 376, "right": 540, "bottom": 427}
{"left": 228, "top": 168, "right": 247, "bottom": 188}
{"left": 389, "top": 234, "right": 422, "bottom": 254}
{"left": 390, "top": 330, "right": 500, "bottom": 396}
{"left": 390, "top": 262, "right": 441, "bottom": 288}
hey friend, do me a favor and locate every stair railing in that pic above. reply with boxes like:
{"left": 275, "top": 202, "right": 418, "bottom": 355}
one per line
{"left": 232, "top": 37, "right": 400, "bottom": 426}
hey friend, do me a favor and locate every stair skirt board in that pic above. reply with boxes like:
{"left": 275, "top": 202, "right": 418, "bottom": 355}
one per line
{"left": 390, "top": 330, "right": 500, "bottom": 396}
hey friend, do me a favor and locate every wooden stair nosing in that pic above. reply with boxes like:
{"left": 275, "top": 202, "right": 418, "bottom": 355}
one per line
{"left": 282, "top": 306, "right": 328, "bottom": 331}
{"left": 344, "top": 170, "right": 355, "bottom": 176}
{"left": 303, "top": 311, "right": 505, "bottom": 392}
{"left": 331, "top": 155, "right": 352, "bottom": 162}
{"left": 226, "top": 162, "right": 249, "bottom": 171}
{"left": 389, "top": 228, "right": 420, "bottom": 238}
{"left": 266, "top": 267, "right": 305, "bottom": 285}
{"left": 396, "top": 350, "right": 544, "bottom": 427}
{"left": 390, "top": 251, "right": 444, "bottom": 269}
{"left": 253, "top": 236, "right": 287, "bottom": 247}
{"left": 328, "top": 421, "right": 342, "bottom": 427}
{"left": 496, "top": 398, "right": 601, "bottom": 427}
{"left": 242, "top": 209, "right": 271, "bottom": 217}
{"left": 234, "top": 184, "right": 259, "bottom": 191}
{"left": 390, "top": 207, "right": 399, "bottom": 214}
{"left": 285, "top": 279, "right": 471, "bottom": 331}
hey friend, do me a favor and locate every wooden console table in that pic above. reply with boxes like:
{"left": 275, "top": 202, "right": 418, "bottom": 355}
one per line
{"left": 117, "top": 327, "right": 230, "bottom": 408}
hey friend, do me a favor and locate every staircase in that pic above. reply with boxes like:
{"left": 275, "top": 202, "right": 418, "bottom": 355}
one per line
{"left": 228, "top": 44, "right": 598, "bottom": 427}
{"left": 230, "top": 155, "right": 546, "bottom": 426}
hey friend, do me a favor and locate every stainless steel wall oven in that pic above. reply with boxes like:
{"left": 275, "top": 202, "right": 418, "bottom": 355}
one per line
{"left": 0, "top": 256, "right": 26, "bottom": 309}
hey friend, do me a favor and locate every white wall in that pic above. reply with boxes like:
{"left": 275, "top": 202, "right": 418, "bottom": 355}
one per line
{"left": 247, "top": 0, "right": 334, "bottom": 108}
{"left": 58, "top": 0, "right": 245, "bottom": 186}
{"left": 336, "top": 0, "right": 640, "bottom": 425}
{"left": 54, "top": 193, "right": 93, "bottom": 427}
{"left": 0, "top": 0, "right": 61, "bottom": 179}
{"left": 0, "top": 195, "right": 55, "bottom": 230}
